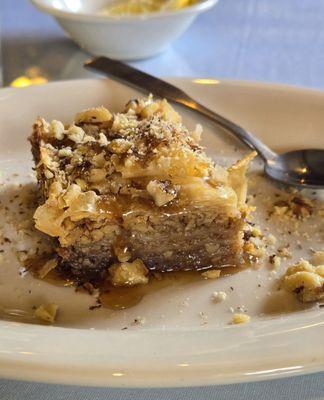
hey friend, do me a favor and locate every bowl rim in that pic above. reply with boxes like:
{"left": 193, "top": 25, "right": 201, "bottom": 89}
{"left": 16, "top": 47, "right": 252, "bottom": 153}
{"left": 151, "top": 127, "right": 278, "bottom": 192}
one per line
{"left": 31, "top": 0, "right": 218, "bottom": 22}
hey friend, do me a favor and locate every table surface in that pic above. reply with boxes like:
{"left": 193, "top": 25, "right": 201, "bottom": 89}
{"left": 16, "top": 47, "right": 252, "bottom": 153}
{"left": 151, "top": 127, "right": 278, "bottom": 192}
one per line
{"left": 1, "top": 0, "right": 324, "bottom": 398}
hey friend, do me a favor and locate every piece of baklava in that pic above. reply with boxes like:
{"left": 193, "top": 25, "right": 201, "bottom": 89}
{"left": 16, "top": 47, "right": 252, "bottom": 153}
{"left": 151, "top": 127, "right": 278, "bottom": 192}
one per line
{"left": 29, "top": 96, "right": 255, "bottom": 283}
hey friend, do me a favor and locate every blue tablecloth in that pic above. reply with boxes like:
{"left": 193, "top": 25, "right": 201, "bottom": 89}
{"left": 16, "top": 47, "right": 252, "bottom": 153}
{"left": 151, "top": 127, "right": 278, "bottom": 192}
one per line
{"left": 0, "top": 373, "right": 324, "bottom": 400}
{"left": 3, "top": 0, "right": 324, "bottom": 88}
{"left": 1, "top": 0, "right": 324, "bottom": 398}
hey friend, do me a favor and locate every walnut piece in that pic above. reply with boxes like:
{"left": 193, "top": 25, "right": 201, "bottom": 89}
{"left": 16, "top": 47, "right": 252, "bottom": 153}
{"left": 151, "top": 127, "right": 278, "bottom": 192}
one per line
{"left": 211, "top": 291, "right": 227, "bottom": 302}
{"left": 272, "top": 195, "right": 314, "bottom": 219}
{"left": 34, "top": 303, "right": 59, "bottom": 323}
{"left": 201, "top": 269, "right": 221, "bottom": 279}
{"left": 146, "top": 180, "right": 178, "bottom": 207}
{"left": 283, "top": 259, "right": 324, "bottom": 302}
{"left": 66, "top": 125, "right": 85, "bottom": 143}
{"left": 50, "top": 120, "right": 65, "bottom": 140}
{"left": 109, "top": 259, "right": 149, "bottom": 286}
{"left": 232, "top": 313, "right": 250, "bottom": 324}
{"left": 108, "top": 138, "right": 132, "bottom": 154}
{"left": 74, "top": 106, "right": 112, "bottom": 124}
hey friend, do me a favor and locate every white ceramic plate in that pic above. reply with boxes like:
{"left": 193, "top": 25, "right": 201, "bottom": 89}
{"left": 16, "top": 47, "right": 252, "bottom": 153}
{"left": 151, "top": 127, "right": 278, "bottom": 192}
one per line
{"left": 0, "top": 78, "right": 323, "bottom": 387}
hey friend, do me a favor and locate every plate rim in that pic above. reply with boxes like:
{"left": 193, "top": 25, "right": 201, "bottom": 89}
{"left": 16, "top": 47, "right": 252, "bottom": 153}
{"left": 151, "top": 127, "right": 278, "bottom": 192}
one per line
{"left": 3, "top": 76, "right": 324, "bottom": 97}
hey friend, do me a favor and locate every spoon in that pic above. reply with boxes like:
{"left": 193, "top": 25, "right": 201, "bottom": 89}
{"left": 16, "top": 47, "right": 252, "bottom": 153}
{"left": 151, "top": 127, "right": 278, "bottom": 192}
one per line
{"left": 85, "top": 56, "right": 324, "bottom": 189}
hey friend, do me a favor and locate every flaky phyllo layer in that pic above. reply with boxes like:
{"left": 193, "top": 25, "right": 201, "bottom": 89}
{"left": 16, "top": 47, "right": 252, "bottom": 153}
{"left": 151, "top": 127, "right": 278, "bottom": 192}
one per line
{"left": 30, "top": 96, "right": 255, "bottom": 269}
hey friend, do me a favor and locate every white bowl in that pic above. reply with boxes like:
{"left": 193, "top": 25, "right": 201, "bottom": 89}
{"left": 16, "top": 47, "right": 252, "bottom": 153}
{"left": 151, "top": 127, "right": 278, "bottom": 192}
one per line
{"left": 31, "top": 0, "right": 218, "bottom": 60}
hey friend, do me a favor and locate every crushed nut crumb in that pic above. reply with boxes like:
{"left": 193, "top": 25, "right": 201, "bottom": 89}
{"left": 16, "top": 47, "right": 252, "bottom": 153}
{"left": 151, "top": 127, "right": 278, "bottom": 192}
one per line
{"left": 34, "top": 303, "right": 58, "bottom": 323}
{"left": 232, "top": 313, "right": 251, "bottom": 324}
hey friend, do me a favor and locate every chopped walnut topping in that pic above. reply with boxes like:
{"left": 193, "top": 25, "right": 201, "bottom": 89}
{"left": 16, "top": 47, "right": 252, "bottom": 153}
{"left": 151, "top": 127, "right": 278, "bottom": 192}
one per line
{"left": 74, "top": 106, "right": 112, "bottom": 124}
{"left": 283, "top": 259, "right": 324, "bottom": 302}
{"left": 66, "top": 125, "right": 85, "bottom": 143}
{"left": 201, "top": 269, "right": 221, "bottom": 279}
{"left": 95, "top": 133, "right": 107, "bottom": 147}
{"left": 113, "top": 242, "right": 131, "bottom": 262}
{"left": 278, "top": 246, "right": 292, "bottom": 259}
{"left": 34, "top": 303, "right": 58, "bottom": 323}
{"left": 211, "top": 291, "right": 227, "bottom": 302}
{"left": 44, "top": 170, "right": 54, "bottom": 179}
{"left": 126, "top": 95, "right": 181, "bottom": 123}
{"left": 272, "top": 195, "right": 314, "bottom": 219}
{"left": 146, "top": 180, "right": 179, "bottom": 207}
{"left": 109, "top": 259, "right": 149, "bottom": 286}
{"left": 50, "top": 120, "right": 65, "bottom": 140}
{"left": 232, "top": 313, "right": 250, "bottom": 324}
{"left": 58, "top": 147, "right": 72, "bottom": 158}
{"left": 244, "top": 231, "right": 267, "bottom": 260}
{"left": 108, "top": 138, "right": 132, "bottom": 154}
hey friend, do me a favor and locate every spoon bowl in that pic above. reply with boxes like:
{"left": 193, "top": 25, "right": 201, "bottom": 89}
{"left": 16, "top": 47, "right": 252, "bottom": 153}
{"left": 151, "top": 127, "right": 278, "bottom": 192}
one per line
{"left": 265, "top": 149, "right": 324, "bottom": 189}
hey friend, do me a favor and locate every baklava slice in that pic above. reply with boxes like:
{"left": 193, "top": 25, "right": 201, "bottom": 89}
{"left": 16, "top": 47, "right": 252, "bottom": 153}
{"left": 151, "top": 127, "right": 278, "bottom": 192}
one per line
{"left": 29, "top": 96, "right": 255, "bottom": 284}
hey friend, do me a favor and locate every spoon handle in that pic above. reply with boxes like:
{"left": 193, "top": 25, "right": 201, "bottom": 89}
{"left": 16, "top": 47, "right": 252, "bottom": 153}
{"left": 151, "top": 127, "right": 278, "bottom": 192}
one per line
{"left": 181, "top": 98, "right": 276, "bottom": 161}
{"left": 85, "top": 56, "right": 276, "bottom": 161}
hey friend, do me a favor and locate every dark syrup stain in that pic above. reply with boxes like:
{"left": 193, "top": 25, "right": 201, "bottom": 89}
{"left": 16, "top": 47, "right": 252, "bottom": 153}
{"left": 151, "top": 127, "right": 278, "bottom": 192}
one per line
{"left": 24, "top": 254, "right": 248, "bottom": 311}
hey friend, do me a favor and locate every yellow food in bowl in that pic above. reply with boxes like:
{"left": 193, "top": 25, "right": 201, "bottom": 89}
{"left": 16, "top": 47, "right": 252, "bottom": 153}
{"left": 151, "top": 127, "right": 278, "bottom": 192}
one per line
{"left": 103, "top": 0, "right": 197, "bottom": 15}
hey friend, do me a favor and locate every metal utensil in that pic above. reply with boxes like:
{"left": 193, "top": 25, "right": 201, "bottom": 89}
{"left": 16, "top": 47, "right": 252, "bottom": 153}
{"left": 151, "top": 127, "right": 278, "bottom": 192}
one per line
{"left": 85, "top": 56, "right": 324, "bottom": 189}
